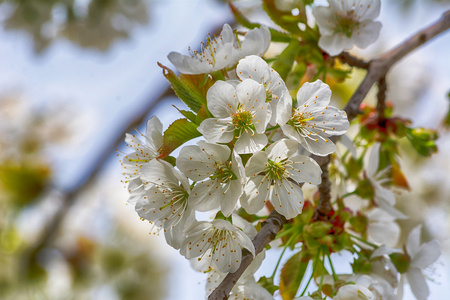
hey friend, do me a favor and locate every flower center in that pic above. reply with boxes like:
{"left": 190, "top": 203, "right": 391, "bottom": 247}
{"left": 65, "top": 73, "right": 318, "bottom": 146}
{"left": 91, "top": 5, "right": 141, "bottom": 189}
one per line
{"left": 334, "top": 10, "right": 360, "bottom": 38}
{"left": 210, "top": 162, "right": 237, "bottom": 183}
{"left": 231, "top": 108, "right": 255, "bottom": 137}
{"left": 265, "top": 159, "right": 287, "bottom": 181}
{"left": 288, "top": 111, "right": 315, "bottom": 129}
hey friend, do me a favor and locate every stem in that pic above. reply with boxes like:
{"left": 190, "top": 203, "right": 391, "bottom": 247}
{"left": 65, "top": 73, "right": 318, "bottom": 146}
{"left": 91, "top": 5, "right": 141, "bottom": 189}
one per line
{"left": 326, "top": 251, "right": 338, "bottom": 282}
{"left": 318, "top": 248, "right": 326, "bottom": 295}
{"left": 348, "top": 233, "right": 377, "bottom": 248}
{"left": 300, "top": 247, "right": 321, "bottom": 297}
{"left": 270, "top": 234, "right": 297, "bottom": 279}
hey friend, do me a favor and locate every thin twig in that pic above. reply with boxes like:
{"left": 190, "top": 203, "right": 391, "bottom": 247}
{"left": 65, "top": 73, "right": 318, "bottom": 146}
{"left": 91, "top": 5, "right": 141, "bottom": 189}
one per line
{"left": 209, "top": 10, "right": 450, "bottom": 300}
{"left": 338, "top": 52, "right": 370, "bottom": 69}
{"left": 376, "top": 77, "right": 387, "bottom": 118}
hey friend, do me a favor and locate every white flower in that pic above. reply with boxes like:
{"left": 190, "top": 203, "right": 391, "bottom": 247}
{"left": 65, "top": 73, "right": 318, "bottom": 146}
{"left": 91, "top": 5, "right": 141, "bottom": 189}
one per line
{"left": 198, "top": 79, "right": 271, "bottom": 154}
{"left": 135, "top": 159, "right": 194, "bottom": 249}
{"left": 168, "top": 24, "right": 271, "bottom": 74}
{"left": 241, "top": 139, "right": 322, "bottom": 219}
{"left": 402, "top": 225, "right": 441, "bottom": 300}
{"left": 350, "top": 274, "right": 395, "bottom": 300}
{"left": 121, "top": 116, "right": 163, "bottom": 205}
{"left": 365, "top": 143, "right": 407, "bottom": 219}
{"left": 180, "top": 219, "right": 255, "bottom": 273}
{"left": 371, "top": 226, "right": 441, "bottom": 300}
{"left": 206, "top": 250, "right": 272, "bottom": 300}
{"left": 278, "top": 80, "right": 349, "bottom": 156}
{"left": 176, "top": 141, "right": 245, "bottom": 217}
{"left": 367, "top": 208, "right": 400, "bottom": 247}
{"left": 312, "top": 0, "right": 382, "bottom": 56}
{"left": 235, "top": 55, "right": 290, "bottom": 125}
{"left": 334, "top": 283, "right": 374, "bottom": 300}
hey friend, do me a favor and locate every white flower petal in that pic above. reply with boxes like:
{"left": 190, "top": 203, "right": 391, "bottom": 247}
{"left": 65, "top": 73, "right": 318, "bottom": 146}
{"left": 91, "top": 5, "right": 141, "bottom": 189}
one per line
{"left": 353, "top": 21, "right": 382, "bottom": 49}
{"left": 236, "top": 55, "right": 270, "bottom": 83}
{"left": 272, "top": 180, "right": 304, "bottom": 219}
{"left": 296, "top": 80, "right": 331, "bottom": 107}
{"left": 207, "top": 81, "right": 238, "bottom": 118}
{"left": 240, "top": 25, "right": 271, "bottom": 57}
{"left": 267, "top": 139, "right": 298, "bottom": 161}
{"left": 220, "top": 179, "right": 243, "bottom": 217}
{"left": 406, "top": 268, "right": 429, "bottom": 300}
{"left": 145, "top": 116, "right": 163, "bottom": 150}
{"left": 356, "top": 0, "right": 381, "bottom": 21}
{"left": 241, "top": 176, "right": 271, "bottom": 214}
{"left": 245, "top": 151, "right": 268, "bottom": 178}
{"left": 319, "top": 34, "right": 354, "bottom": 56}
{"left": 312, "top": 6, "right": 335, "bottom": 35}
{"left": 198, "top": 117, "right": 234, "bottom": 143}
{"left": 368, "top": 221, "right": 400, "bottom": 247}
{"left": 276, "top": 92, "right": 293, "bottom": 125}
{"left": 176, "top": 145, "right": 216, "bottom": 180}
{"left": 234, "top": 131, "right": 267, "bottom": 154}
{"left": 407, "top": 225, "right": 422, "bottom": 258}
{"left": 189, "top": 180, "right": 223, "bottom": 212}
{"left": 411, "top": 240, "right": 440, "bottom": 269}
{"left": 288, "top": 155, "right": 322, "bottom": 185}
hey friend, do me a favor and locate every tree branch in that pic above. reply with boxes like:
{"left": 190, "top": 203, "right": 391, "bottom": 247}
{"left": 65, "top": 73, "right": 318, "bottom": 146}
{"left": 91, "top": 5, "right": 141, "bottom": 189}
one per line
{"left": 209, "top": 10, "right": 450, "bottom": 300}
{"left": 337, "top": 52, "right": 370, "bottom": 69}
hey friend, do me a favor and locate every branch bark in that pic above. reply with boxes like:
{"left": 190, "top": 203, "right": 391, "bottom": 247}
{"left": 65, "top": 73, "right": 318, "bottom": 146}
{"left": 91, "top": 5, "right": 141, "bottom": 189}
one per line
{"left": 209, "top": 10, "right": 450, "bottom": 300}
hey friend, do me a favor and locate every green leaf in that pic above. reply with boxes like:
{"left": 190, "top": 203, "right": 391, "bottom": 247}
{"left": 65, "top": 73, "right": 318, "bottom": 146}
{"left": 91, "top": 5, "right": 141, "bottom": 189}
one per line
{"left": 272, "top": 40, "right": 299, "bottom": 80}
{"left": 229, "top": 2, "right": 292, "bottom": 43}
{"left": 279, "top": 251, "right": 309, "bottom": 300}
{"left": 257, "top": 276, "right": 279, "bottom": 295}
{"left": 405, "top": 127, "right": 438, "bottom": 157}
{"left": 159, "top": 118, "right": 201, "bottom": 158}
{"left": 262, "top": 0, "right": 302, "bottom": 35}
{"left": 158, "top": 63, "right": 205, "bottom": 112}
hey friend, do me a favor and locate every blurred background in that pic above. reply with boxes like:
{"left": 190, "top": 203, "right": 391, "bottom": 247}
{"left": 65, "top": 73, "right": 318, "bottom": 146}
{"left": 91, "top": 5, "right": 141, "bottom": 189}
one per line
{"left": 1, "top": 0, "right": 450, "bottom": 299}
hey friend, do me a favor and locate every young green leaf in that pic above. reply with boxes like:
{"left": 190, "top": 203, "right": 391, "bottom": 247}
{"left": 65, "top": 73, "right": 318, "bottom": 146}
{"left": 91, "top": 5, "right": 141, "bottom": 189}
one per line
{"left": 158, "top": 63, "right": 205, "bottom": 112}
{"left": 279, "top": 251, "right": 309, "bottom": 300}
{"left": 158, "top": 118, "right": 201, "bottom": 158}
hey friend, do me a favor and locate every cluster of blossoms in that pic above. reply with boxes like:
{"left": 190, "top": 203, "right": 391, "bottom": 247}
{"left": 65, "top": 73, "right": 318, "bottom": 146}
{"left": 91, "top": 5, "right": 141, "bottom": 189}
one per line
{"left": 120, "top": 1, "right": 442, "bottom": 298}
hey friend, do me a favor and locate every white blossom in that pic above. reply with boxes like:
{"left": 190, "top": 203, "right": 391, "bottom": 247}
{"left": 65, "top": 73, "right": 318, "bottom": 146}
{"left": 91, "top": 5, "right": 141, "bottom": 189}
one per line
{"left": 241, "top": 139, "right": 322, "bottom": 219}
{"left": 198, "top": 79, "right": 271, "bottom": 154}
{"left": 334, "top": 283, "right": 375, "bottom": 300}
{"left": 168, "top": 24, "right": 271, "bottom": 74}
{"left": 235, "top": 55, "right": 290, "bottom": 125}
{"left": 177, "top": 141, "right": 245, "bottom": 217}
{"left": 365, "top": 143, "right": 407, "bottom": 219}
{"left": 180, "top": 219, "right": 255, "bottom": 273}
{"left": 206, "top": 250, "right": 272, "bottom": 300}
{"left": 367, "top": 208, "right": 400, "bottom": 247}
{"left": 278, "top": 80, "right": 349, "bottom": 156}
{"left": 135, "top": 159, "right": 194, "bottom": 249}
{"left": 121, "top": 116, "right": 163, "bottom": 205}
{"left": 401, "top": 225, "right": 441, "bottom": 300}
{"left": 312, "top": 0, "right": 382, "bottom": 56}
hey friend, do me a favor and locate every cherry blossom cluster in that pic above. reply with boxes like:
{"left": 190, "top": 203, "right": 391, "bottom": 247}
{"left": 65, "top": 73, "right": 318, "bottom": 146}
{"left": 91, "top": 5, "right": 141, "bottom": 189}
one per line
{"left": 119, "top": 1, "right": 443, "bottom": 298}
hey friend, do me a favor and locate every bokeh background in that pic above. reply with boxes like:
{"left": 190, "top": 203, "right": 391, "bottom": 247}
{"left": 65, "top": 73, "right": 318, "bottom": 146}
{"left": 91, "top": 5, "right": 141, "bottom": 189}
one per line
{"left": 1, "top": 0, "right": 450, "bottom": 299}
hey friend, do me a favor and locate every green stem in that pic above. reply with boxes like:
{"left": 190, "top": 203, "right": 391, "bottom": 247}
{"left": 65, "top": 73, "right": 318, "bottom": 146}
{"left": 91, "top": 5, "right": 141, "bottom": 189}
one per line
{"left": 326, "top": 251, "right": 338, "bottom": 282}
{"left": 300, "top": 247, "right": 321, "bottom": 296}
{"left": 270, "top": 234, "right": 297, "bottom": 279}
{"left": 318, "top": 247, "right": 325, "bottom": 294}
{"left": 275, "top": 226, "right": 297, "bottom": 240}
{"left": 265, "top": 125, "right": 280, "bottom": 132}
{"left": 348, "top": 233, "right": 377, "bottom": 248}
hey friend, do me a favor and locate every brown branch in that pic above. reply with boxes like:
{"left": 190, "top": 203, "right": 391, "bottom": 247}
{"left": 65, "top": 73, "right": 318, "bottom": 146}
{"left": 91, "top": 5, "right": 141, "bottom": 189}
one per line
{"left": 376, "top": 77, "right": 387, "bottom": 118}
{"left": 337, "top": 52, "right": 370, "bottom": 69}
{"left": 316, "top": 156, "right": 332, "bottom": 217}
{"left": 209, "top": 210, "right": 286, "bottom": 300}
{"left": 209, "top": 10, "right": 450, "bottom": 300}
